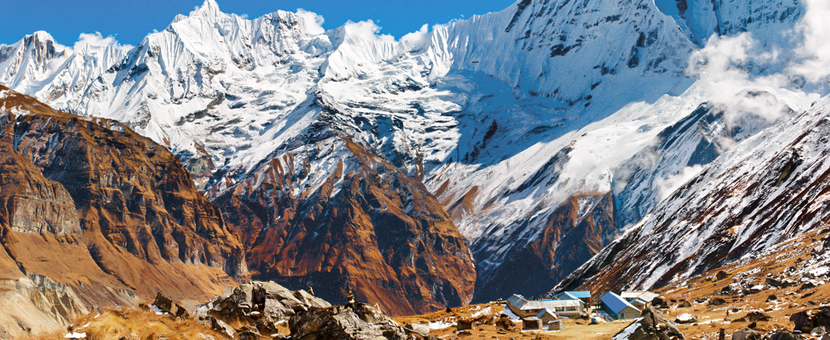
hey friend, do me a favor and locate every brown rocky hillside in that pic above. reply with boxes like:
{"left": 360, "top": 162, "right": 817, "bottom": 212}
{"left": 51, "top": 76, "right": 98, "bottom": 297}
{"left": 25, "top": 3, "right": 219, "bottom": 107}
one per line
{"left": 213, "top": 136, "right": 476, "bottom": 316}
{"left": 473, "top": 192, "right": 617, "bottom": 302}
{"left": 0, "top": 85, "right": 246, "bottom": 338}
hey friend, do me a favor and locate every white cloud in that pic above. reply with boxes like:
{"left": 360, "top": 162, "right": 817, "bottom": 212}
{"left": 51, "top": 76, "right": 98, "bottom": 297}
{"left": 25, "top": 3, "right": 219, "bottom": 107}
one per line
{"left": 401, "top": 24, "right": 429, "bottom": 46}
{"left": 73, "top": 32, "right": 132, "bottom": 53}
{"left": 788, "top": 0, "right": 830, "bottom": 83}
{"left": 687, "top": 33, "right": 798, "bottom": 126}
{"left": 296, "top": 9, "right": 326, "bottom": 36}
{"left": 342, "top": 20, "right": 396, "bottom": 44}
{"left": 656, "top": 165, "right": 705, "bottom": 200}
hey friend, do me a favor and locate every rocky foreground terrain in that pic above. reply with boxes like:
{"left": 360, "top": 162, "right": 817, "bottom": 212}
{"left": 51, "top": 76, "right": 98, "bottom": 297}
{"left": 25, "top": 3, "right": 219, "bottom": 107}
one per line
{"left": 38, "top": 281, "right": 417, "bottom": 340}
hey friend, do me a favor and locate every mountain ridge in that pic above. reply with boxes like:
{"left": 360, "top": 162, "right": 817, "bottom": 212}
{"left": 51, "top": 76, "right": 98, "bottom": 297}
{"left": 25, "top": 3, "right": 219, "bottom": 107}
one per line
{"left": 1, "top": 0, "right": 823, "bottom": 311}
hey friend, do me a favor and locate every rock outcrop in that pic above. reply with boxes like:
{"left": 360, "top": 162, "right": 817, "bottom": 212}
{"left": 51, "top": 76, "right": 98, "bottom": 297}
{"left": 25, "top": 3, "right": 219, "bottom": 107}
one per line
{"left": 0, "top": 85, "right": 247, "bottom": 337}
{"left": 194, "top": 280, "right": 409, "bottom": 340}
{"left": 195, "top": 281, "right": 330, "bottom": 337}
{"left": 289, "top": 302, "right": 409, "bottom": 340}
{"left": 732, "top": 328, "right": 763, "bottom": 340}
{"left": 612, "top": 306, "right": 685, "bottom": 340}
{"left": 790, "top": 307, "right": 830, "bottom": 333}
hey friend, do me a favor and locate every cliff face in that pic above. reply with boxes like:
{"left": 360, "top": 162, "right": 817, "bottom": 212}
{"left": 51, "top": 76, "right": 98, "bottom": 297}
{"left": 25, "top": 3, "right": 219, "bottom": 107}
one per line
{"left": 214, "top": 136, "right": 476, "bottom": 316}
{"left": 472, "top": 193, "right": 617, "bottom": 302}
{"left": 0, "top": 85, "right": 247, "bottom": 337}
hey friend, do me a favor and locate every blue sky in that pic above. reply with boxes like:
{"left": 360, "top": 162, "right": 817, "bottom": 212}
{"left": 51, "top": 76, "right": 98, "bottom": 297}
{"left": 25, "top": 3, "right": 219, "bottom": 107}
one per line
{"left": 0, "top": 0, "right": 516, "bottom": 46}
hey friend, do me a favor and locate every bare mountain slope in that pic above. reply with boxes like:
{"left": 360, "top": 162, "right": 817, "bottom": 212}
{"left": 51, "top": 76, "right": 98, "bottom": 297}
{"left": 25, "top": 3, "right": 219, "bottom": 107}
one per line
{"left": 554, "top": 94, "right": 830, "bottom": 295}
{"left": 0, "top": 86, "right": 246, "bottom": 337}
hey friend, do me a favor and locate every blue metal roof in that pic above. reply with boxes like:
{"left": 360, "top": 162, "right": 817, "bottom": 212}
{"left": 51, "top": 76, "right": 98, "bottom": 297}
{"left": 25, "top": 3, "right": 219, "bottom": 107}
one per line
{"left": 566, "top": 291, "right": 591, "bottom": 299}
{"left": 601, "top": 292, "right": 638, "bottom": 315}
{"left": 550, "top": 292, "right": 579, "bottom": 300}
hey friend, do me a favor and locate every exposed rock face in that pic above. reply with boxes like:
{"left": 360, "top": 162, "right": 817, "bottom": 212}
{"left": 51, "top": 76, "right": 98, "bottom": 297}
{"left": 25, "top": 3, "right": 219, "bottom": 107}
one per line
{"left": 474, "top": 192, "right": 617, "bottom": 302}
{"left": 612, "top": 306, "right": 685, "bottom": 340}
{"left": 196, "top": 281, "right": 411, "bottom": 340}
{"left": 214, "top": 136, "right": 476, "bottom": 316}
{"left": 195, "top": 280, "right": 330, "bottom": 336}
{"left": 0, "top": 86, "right": 247, "bottom": 336}
{"left": 8, "top": 105, "right": 247, "bottom": 279}
{"left": 289, "top": 303, "right": 408, "bottom": 340}
{"left": 0, "top": 274, "right": 90, "bottom": 339}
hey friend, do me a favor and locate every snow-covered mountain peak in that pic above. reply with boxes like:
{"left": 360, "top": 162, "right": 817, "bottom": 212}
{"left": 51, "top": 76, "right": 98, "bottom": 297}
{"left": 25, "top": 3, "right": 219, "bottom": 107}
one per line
{"left": 25, "top": 30, "right": 58, "bottom": 45}
{"left": 0, "top": 31, "right": 71, "bottom": 91}
{"left": 2, "top": 0, "right": 824, "bottom": 306}
{"left": 190, "top": 0, "right": 224, "bottom": 19}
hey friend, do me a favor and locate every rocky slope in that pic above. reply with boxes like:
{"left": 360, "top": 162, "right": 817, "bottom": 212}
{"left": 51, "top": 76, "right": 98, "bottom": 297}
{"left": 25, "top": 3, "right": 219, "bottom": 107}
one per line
{"left": 0, "top": 0, "right": 820, "bottom": 308}
{"left": 213, "top": 135, "right": 476, "bottom": 316}
{"left": 48, "top": 280, "right": 411, "bottom": 340}
{"left": 0, "top": 85, "right": 246, "bottom": 337}
{"left": 554, "top": 93, "right": 830, "bottom": 295}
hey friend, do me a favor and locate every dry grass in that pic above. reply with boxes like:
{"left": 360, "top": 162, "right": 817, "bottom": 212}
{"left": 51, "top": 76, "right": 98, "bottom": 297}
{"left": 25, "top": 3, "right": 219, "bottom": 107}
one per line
{"left": 32, "top": 308, "right": 226, "bottom": 340}
{"left": 653, "top": 227, "right": 830, "bottom": 339}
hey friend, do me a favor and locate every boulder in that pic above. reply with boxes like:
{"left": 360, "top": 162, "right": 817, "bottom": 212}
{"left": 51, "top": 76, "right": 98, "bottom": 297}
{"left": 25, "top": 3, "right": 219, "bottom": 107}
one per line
{"left": 153, "top": 293, "right": 173, "bottom": 313}
{"left": 732, "top": 328, "right": 762, "bottom": 340}
{"left": 404, "top": 322, "right": 430, "bottom": 336}
{"left": 747, "top": 285, "right": 765, "bottom": 294}
{"left": 678, "top": 300, "right": 692, "bottom": 308}
{"left": 199, "top": 316, "right": 234, "bottom": 338}
{"left": 716, "top": 271, "right": 729, "bottom": 280}
{"left": 791, "top": 307, "right": 830, "bottom": 333}
{"left": 769, "top": 330, "right": 799, "bottom": 340}
{"left": 791, "top": 310, "right": 812, "bottom": 332}
{"left": 194, "top": 281, "right": 334, "bottom": 337}
{"left": 457, "top": 318, "right": 474, "bottom": 331}
{"left": 293, "top": 289, "right": 331, "bottom": 309}
{"left": 651, "top": 296, "right": 665, "bottom": 307}
{"left": 289, "top": 303, "right": 408, "bottom": 340}
{"left": 473, "top": 313, "right": 496, "bottom": 325}
{"left": 813, "top": 326, "right": 827, "bottom": 337}
{"left": 152, "top": 292, "right": 189, "bottom": 318}
{"left": 734, "top": 312, "right": 771, "bottom": 323}
{"left": 709, "top": 297, "right": 727, "bottom": 306}
{"left": 767, "top": 294, "right": 778, "bottom": 302}
{"left": 675, "top": 313, "right": 697, "bottom": 324}
{"left": 611, "top": 306, "right": 685, "bottom": 340}
{"left": 496, "top": 314, "right": 516, "bottom": 331}
{"left": 236, "top": 325, "right": 261, "bottom": 340}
